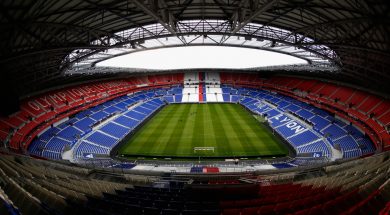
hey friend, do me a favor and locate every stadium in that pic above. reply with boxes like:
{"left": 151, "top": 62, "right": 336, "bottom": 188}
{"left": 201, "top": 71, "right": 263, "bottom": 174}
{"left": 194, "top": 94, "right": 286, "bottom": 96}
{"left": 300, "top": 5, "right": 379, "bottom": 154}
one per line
{"left": 0, "top": 0, "right": 389, "bottom": 214}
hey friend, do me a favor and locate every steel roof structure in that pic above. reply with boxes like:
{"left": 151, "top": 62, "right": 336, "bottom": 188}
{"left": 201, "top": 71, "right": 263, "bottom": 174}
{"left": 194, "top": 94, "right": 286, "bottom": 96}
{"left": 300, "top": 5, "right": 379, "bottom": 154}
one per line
{"left": 65, "top": 20, "right": 336, "bottom": 73}
{"left": 0, "top": 0, "right": 389, "bottom": 95}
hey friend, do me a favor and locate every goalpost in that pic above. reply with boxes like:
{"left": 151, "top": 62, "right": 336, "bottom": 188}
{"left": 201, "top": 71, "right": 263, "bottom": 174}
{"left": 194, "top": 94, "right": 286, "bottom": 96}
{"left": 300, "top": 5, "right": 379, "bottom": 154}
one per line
{"left": 193, "top": 147, "right": 215, "bottom": 153}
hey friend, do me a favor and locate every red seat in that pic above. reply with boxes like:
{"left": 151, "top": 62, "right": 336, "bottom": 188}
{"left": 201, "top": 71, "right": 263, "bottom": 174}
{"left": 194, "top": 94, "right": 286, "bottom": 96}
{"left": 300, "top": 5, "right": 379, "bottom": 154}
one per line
{"left": 220, "top": 200, "right": 235, "bottom": 209}
{"left": 258, "top": 205, "right": 275, "bottom": 215}
{"left": 222, "top": 208, "right": 241, "bottom": 215}
{"left": 289, "top": 199, "right": 304, "bottom": 212}
{"left": 234, "top": 199, "right": 256, "bottom": 208}
{"left": 242, "top": 207, "right": 259, "bottom": 215}
{"left": 274, "top": 201, "right": 292, "bottom": 214}
{"left": 293, "top": 208, "right": 310, "bottom": 215}
{"left": 307, "top": 205, "right": 324, "bottom": 215}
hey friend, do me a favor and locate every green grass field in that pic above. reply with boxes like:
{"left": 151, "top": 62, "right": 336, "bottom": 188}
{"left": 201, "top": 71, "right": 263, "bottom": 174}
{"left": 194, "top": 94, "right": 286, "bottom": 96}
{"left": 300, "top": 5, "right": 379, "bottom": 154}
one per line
{"left": 118, "top": 103, "right": 288, "bottom": 158}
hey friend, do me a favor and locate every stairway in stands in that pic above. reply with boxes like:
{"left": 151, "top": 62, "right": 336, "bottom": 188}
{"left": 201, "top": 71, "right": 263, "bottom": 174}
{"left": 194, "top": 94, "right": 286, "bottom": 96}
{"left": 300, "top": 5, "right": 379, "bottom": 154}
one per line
{"left": 181, "top": 72, "right": 224, "bottom": 103}
{"left": 182, "top": 72, "right": 199, "bottom": 102}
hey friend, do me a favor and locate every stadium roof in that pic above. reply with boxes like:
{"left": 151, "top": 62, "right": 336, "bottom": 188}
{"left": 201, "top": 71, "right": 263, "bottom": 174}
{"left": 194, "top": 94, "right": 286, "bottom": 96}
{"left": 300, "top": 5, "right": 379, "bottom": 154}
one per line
{"left": 0, "top": 0, "right": 389, "bottom": 95}
{"left": 66, "top": 21, "right": 335, "bottom": 73}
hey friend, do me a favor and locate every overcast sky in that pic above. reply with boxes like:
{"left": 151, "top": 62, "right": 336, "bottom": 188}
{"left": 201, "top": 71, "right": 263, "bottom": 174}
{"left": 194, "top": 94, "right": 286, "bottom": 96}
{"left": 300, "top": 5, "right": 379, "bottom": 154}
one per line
{"left": 97, "top": 46, "right": 307, "bottom": 70}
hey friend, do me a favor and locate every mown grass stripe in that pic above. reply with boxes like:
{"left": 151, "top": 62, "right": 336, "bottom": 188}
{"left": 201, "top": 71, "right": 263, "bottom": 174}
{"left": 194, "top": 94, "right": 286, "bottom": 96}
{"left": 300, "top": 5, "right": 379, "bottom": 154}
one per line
{"left": 150, "top": 104, "right": 187, "bottom": 155}
{"left": 121, "top": 107, "right": 170, "bottom": 154}
{"left": 239, "top": 105, "right": 287, "bottom": 154}
{"left": 214, "top": 104, "right": 247, "bottom": 156}
{"left": 176, "top": 104, "right": 197, "bottom": 156}
{"left": 129, "top": 105, "right": 177, "bottom": 155}
{"left": 240, "top": 105, "right": 287, "bottom": 155}
{"left": 191, "top": 104, "right": 205, "bottom": 149}
{"left": 164, "top": 104, "right": 192, "bottom": 155}
{"left": 209, "top": 104, "right": 233, "bottom": 156}
{"left": 199, "top": 104, "right": 218, "bottom": 156}
{"left": 224, "top": 104, "right": 260, "bottom": 156}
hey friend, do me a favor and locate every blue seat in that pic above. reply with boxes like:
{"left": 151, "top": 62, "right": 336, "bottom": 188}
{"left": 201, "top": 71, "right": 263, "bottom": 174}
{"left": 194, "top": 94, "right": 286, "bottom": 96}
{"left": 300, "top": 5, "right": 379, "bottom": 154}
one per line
{"left": 45, "top": 137, "right": 72, "bottom": 153}
{"left": 125, "top": 111, "right": 146, "bottom": 121}
{"left": 231, "top": 95, "right": 240, "bottom": 102}
{"left": 42, "top": 151, "right": 61, "bottom": 160}
{"left": 296, "top": 109, "right": 314, "bottom": 120}
{"left": 142, "top": 103, "right": 157, "bottom": 110}
{"left": 222, "top": 94, "right": 230, "bottom": 102}
{"left": 134, "top": 106, "right": 152, "bottom": 115}
{"left": 74, "top": 117, "right": 95, "bottom": 132}
{"left": 57, "top": 126, "right": 83, "bottom": 141}
{"left": 156, "top": 90, "right": 167, "bottom": 96}
{"left": 288, "top": 130, "right": 319, "bottom": 147}
{"left": 90, "top": 111, "right": 109, "bottom": 121}
{"left": 272, "top": 163, "right": 295, "bottom": 169}
{"left": 297, "top": 141, "right": 330, "bottom": 157}
{"left": 86, "top": 132, "right": 117, "bottom": 148}
{"left": 268, "top": 115, "right": 291, "bottom": 127}
{"left": 175, "top": 95, "right": 182, "bottom": 102}
{"left": 145, "top": 92, "right": 155, "bottom": 97}
{"left": 333, "top": 136, "right": 358, "bottom": 151}
{"left": 276, "top": 123, "right": 306, "bottom": 139}
{"left": 164, "top": 96, "right": 174, "bottom": 103}
{"left": 28, "top": 139, "right": 47, "bottom": 156}
{"left": 115, "top": 116, "right": 139, "bottom": 128}
{"left": 100, "top": 123, "right": 130, "bottom": 139}
{"left": 310, "top": 116, "right": 330, "bottom": 130}
{"left": 264, "top": 109, "right": 281, "bottom": 118}
{"left": 190, "top": 166, "right": 204, "bottom": 173}
{"left": 221, "top": 87, "right": 231, "bottom": 94}
{"left": 322, "top": 125, "right": 346, "bottom": 140}
{"left": 241, "top": 98, "right": 254, "bottom": 104}
{"left": 105, "top": 105, "right": 122, "bottom": 113}
{"left": 277, "top": 101, "right": 290, "bottom": 110}
{"left": 343, "top": 149, "right": 362, "bottom": 158}
{"left": 357, "top": 138, "right": 375, "bottom": 155}
{"left": 76, "top": 142, "right": 109, "bottom": 158}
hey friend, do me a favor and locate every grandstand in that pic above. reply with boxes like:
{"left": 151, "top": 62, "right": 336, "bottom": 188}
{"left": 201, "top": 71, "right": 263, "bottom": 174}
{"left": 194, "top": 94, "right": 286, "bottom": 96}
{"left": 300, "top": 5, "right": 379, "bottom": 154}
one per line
{"left": 18, "top": 73, "right": 379, "bottom": 162}
{"left": 0, "top": 1, "right": 389, "bottom": 214}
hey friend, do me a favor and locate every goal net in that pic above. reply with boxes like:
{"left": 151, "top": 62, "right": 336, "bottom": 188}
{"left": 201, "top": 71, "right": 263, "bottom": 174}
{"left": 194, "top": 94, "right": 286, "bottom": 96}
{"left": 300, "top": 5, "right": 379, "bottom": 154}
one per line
{"left": 193, "top": 147, "right": 215, "bottom": 153}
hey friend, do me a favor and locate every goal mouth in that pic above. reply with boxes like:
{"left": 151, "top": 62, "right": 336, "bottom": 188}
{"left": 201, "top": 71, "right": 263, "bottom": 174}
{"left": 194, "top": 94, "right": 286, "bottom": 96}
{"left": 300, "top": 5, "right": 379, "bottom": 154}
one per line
{"left": 193, "top": 147, "right": 215, "bottom": 156}
{"left": 194, "top": 147, "right": 215, "bottom": 153}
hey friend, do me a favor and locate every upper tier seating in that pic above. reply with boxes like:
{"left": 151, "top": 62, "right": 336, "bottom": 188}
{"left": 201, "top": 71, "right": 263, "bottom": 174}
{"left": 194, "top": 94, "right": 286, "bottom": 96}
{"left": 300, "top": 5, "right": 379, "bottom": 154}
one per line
{"left": 220, "top": 72, "right": 263, "bottom": 85}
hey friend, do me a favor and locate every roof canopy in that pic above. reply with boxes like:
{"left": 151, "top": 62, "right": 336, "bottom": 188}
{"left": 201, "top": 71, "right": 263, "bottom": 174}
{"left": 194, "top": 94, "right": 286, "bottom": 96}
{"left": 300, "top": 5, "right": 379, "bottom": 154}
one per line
{"left": 0, "top": 0, "right": 389, "bottom": 94}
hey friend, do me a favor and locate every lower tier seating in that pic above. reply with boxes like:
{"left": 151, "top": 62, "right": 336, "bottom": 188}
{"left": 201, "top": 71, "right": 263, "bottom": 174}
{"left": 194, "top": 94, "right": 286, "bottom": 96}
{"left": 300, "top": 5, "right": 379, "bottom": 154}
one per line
{"left": 0, "top": 152, "right": 388, "bottom": 215}
{"left": 28, "top": 90, "right": 168, "bottom": 160}
{"left": 236, "top": 86, "right": 375, "bottom": 159}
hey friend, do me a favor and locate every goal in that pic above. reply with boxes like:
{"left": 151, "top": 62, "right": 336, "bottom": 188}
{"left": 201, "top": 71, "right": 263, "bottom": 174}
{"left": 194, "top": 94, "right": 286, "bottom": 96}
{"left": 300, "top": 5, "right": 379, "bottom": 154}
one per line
{"left": 193, "top": 147, "right": 215, "bottom": 153}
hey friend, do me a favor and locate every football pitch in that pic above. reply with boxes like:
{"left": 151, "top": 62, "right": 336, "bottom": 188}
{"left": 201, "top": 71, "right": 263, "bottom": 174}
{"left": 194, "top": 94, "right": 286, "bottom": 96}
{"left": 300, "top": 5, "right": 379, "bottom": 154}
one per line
{"left": 118, "top": 103, "right": 288, "bottom": 158}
